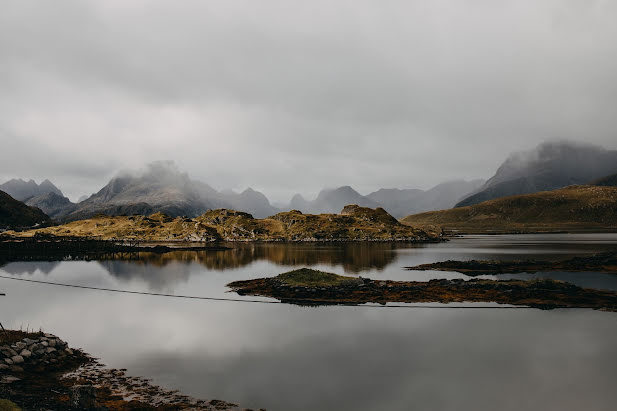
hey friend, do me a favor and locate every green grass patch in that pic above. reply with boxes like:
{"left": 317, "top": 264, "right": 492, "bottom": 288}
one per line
{"left": 0, "top": 399, "right": 21, "bottom": 411}
{"left": 276, "top": 268, "right": 357, "bottom": 287}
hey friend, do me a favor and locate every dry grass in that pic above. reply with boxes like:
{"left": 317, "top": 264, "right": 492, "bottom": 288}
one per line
{"left": 6, "top": 206, "right": 439, "bottom": 242}
{"left": 401, "top": 185, "right": 617, "bottom": 233}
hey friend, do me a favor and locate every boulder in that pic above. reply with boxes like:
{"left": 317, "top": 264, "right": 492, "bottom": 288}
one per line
{"left": 10, "top": 356, "right": 24, "bottom": 364}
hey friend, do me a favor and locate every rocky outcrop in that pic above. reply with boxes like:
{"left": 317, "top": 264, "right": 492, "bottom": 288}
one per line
{"left": 0, "top": 333, "right": 75, "bottom": 374}
{"left": 9, "top": 206, "right": 442, "bottom": 242}
{"left": 0, "top": 331, "right": 254, "bottom": 410}
{"left": 228, "top": 268, "right": 617, "bottom": 310}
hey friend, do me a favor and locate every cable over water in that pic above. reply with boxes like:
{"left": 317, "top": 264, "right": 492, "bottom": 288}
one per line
{"left": 0, "top": 274, "right": 538, "bottom": 309}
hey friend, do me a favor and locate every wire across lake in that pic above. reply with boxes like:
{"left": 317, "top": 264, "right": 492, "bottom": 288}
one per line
{"left": 0, "top": 273, "right": 548, "bottom": 309}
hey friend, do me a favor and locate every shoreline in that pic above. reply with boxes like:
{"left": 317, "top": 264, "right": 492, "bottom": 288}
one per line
{"left": 0, "top": 330, "right": 256, "bottom": 410}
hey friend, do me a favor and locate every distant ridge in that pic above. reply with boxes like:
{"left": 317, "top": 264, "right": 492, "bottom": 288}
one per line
{"left": 286, "top": 180, "right": 484, "bottom": 218}
{"left": 0, "top": 178, "right": 63, "bottom": 201}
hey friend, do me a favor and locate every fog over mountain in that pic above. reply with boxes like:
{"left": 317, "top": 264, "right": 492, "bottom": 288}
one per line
{"left": 457, "top": 141, "right": 617, "bottom": 207}
{"left": 1, "top": 1, "right": 617, "bottom": 201}
{"left": 5, "top": 140, "right": 616, "bottom": 222}
{"left": 61, "top": 161, "right": 279, "bottom": 221}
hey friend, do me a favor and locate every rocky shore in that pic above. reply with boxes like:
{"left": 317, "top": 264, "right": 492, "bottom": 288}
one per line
{"left": 227, "top": 268, "right": 617, "bottom": 310}
{"left": 0, "top": 331, "right": 260, "bottom": 410}
{"left": 405, "top": 251, "right": 617, "bottom": 276}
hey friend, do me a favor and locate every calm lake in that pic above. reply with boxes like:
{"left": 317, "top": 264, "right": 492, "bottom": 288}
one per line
{"left": 1, "top": 234, "right": 617, "bottom": 410}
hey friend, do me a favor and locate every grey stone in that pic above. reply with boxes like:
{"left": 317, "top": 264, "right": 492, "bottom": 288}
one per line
{"left": 40, "top": 341, "right": 49, "bottom": 347}
{"left": 19, "top": 349, "right": 32, "bottom": 358}
{"left": 34, "top": 349, "right": 46, "bottom": 356}
{"left": 0, "top": 364, "right": 8, "bottom": 371}
{"left": 29, "top": 343, "right": 40, "bottom": 352}
{"left": 0, "top": 375, "right": 21, "bottom": 384}
{"left": 23, "top": 338, "right": 35, "bottom": 345}
{"left": 46, "top": 347, "right": 56, "bottom": 354}
{"left": 49, "top": 339, "right": 57, "bottom": 347}
{"left": 65, "top": 348, "right": 74, "bottom": 355}
{"left": 9, "top": 365, "right": 24, "bottom": 373}
{"left": 11, "top": 356, "right": 24, "bottom": 364}
{"left": 14, "top": 342, "right": 26, "bottom": 350}
{"left": 4, "top": 358, "right": 13, "bottom": 365}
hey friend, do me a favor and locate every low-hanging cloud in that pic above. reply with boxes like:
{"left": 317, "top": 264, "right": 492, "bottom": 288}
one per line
{"left": 1, "top": 0, "right": 616, "bottom": 201}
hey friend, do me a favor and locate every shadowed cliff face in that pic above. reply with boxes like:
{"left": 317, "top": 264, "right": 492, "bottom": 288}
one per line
{"left": 0, "top": 190, "right": 51, "bottom": 229}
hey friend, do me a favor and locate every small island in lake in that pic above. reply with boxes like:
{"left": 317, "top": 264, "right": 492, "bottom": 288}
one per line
{"left": 405, "top": 251, "right": 617, "bottom": 276}
{"left": 227, "top": 268, "right": 617, "bottom": 310}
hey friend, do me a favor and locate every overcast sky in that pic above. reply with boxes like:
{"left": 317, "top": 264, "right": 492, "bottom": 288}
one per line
{"left": 1, "top": 0, "right": 616, "bottom": 202}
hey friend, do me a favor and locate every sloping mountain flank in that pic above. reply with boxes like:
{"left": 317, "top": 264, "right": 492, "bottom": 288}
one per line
{"left": 25, "top": 192, "right": 78, "bottom": 220}
{"left": 456, "top": 141, "right": 617, "bottom": 207}
{"left": 590, "top": 173, "right": 617, "bottom": 187}
{"left": 402, "top": 185, "right": 617, "bottom": 233}
{"left": 0, "top": 190, "right": 52, "bottom": 229}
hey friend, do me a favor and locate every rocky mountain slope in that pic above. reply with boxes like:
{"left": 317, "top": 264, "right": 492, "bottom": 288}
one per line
{"left": 0, "top": 190, "right": 51, "bottom": 229}
{"left": 456, "top": 141, "right": 617, "bottom": 207}
{"left": 25, "top": 192, "right": 78, "bottom": 220}
{"left": 402, "top": 185, "right": 617, "bottom": 233}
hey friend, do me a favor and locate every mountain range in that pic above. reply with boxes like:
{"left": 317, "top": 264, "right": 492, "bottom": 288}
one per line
{"left": 2, "top": 140, "right": 616, "bottom": 224}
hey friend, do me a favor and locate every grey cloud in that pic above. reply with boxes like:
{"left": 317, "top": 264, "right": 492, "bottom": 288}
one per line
{"left": 1, "top": 0, "right": 616, "bottom": 202}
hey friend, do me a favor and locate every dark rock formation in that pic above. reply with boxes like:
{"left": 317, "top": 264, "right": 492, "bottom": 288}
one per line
{"left": 0, "top": 190, "right": 51, "bottom": 229}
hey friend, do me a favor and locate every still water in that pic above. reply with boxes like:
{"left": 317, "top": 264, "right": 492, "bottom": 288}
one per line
{"left": 1, "top": 234, "right": 617, "bottom": 410}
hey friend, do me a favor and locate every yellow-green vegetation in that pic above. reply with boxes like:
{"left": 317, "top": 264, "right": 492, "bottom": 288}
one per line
{"left": 6, "top": 205, "right": 439, "bottom": 242}
{"left": 401, "top": 185, "right": 617, "bottom": 233}
{"left": 275, "top": 268, "right": 359, "bottom": 287}
{"left": 0, "top": 399, "right": 21, "bottom": 411}
{"left": 4, "top": 212, "right": 219, "bottom": 241}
